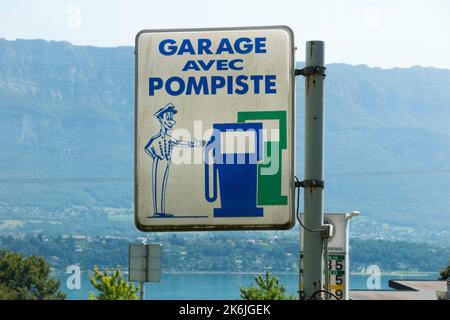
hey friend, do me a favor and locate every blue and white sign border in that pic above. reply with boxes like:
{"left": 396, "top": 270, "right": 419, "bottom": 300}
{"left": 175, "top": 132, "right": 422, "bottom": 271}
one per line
{"left": 135, "top": 26, "right": 295, "bottom": 231}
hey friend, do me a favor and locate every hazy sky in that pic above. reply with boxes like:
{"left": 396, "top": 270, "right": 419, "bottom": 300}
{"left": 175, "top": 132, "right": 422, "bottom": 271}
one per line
{"left": 1, "top": 0, "right": 449, "bottom": 69}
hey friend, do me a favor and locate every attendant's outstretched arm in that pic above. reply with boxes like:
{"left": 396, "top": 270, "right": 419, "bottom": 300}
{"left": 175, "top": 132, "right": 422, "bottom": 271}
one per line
{"left": 171, "top": 136, "right": 206, "bottom": 148}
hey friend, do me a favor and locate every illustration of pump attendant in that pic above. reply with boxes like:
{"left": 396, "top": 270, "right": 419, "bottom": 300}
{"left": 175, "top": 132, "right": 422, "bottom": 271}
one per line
{"left": 145, "top": 103, "right": 205, "bottom": 218}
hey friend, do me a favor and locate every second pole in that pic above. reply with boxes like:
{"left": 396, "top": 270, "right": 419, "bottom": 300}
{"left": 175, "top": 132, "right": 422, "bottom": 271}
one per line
{"left": 302, "top": 40, "right": 326, "bottom": 299}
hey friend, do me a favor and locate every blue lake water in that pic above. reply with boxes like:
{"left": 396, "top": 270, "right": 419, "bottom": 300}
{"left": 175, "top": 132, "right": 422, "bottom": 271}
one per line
{"left": 57, "top": 272, "right": 439, "bottom": 300}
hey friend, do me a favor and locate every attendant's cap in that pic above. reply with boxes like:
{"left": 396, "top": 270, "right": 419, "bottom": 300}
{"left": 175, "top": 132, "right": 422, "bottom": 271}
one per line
{"left": 154, "top": 103, "right": 177, "bottom": 118}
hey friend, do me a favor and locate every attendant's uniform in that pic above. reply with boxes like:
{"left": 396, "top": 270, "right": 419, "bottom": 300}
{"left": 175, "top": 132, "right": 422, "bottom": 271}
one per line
{"left": 145, "top": 131, "right": 176, "bottom": 216}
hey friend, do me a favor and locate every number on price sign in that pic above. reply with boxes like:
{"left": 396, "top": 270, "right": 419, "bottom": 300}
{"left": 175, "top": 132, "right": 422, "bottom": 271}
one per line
{"left": 328, "top": 254, "right": 345, "bottom": 299}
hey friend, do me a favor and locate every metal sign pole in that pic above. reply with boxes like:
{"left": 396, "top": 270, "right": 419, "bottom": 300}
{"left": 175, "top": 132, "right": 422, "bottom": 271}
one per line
{"left": 140, "top": 244, "right": 146, "bottom": 300}
{"left": 303, "top": 41, "right": 326, "bottom": 299}
{"left": 140, "top": 281, "right": 145, "bottom": 300}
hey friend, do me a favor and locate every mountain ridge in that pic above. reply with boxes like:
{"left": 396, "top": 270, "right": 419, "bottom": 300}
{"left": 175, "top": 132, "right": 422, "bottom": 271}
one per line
{"left": 4, "top": 37, "right": 450, "bottom": 72}
{"left": 1, "top": 39, "right": 450, "bottom": 238}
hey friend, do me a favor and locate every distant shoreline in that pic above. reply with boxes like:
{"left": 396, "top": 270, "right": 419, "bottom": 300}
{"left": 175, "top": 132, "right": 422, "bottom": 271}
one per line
{"left": 54, "top": 269, "right": 438, "bottom": 277}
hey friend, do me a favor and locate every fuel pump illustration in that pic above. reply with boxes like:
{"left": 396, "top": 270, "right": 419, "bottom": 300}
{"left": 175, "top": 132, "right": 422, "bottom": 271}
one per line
{"left": 204, "top": 122, "right": 264, "bottom": 217}
{"left": 145, "top": 103, "right": 205, "bottom": 218}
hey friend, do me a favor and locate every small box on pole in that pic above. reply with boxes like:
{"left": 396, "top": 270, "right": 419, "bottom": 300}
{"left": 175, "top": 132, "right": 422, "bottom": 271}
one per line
{"left": 129, "top": 243, "right": 161, "bottom": 283}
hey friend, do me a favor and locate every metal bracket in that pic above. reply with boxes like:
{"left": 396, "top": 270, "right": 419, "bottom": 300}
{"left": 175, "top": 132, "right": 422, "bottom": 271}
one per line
{"left": 295, "top": 66, "right": 326, "bottom": 77}
{"left": 295, "top": 179, "right": 324, "bottom": 189}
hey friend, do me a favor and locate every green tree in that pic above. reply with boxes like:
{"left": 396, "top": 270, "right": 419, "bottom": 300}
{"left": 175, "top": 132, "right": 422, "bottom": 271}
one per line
{"left": 240, "top": 271, "right": 295, "bottom": 300}
{"left": 439, "top": 261, "right": 450, "bottom": 280}
{"left": 0, "top": 250, "right": 65, "bottom": 300}
{"left": 88, "top": 266, "right": 139, "bottom": 300}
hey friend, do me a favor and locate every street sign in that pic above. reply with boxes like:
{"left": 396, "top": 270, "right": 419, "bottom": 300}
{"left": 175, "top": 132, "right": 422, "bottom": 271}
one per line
{"left": 129, "top": 244, "right": 161, "bottom": 283}
{"left": 135, "top": 26, "right": 295, "bottom": 231}
{"left": 300, "top": 213, "right": 350, "bottom": 300}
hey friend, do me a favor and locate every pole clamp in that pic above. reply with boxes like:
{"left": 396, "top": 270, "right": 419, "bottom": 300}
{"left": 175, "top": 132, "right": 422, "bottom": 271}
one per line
{"left": 295, "top": 66, "right": 326, "bottom": 77}
{"left": 295, "top": 179, "right": 324, "bottom": 189}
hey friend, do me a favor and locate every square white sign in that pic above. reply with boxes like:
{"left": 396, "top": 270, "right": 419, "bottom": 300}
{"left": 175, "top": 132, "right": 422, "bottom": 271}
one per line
{"left": 135, "top": 26, "right": 295, "bottom": 231}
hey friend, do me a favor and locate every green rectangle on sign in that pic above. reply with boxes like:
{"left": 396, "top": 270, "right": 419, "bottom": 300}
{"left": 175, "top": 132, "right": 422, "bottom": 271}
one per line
{"left": 329, "top": 255, "right": 345, "bottom": 261}
{"left": 330, "top": 270, "right": 345, "bottom": 275}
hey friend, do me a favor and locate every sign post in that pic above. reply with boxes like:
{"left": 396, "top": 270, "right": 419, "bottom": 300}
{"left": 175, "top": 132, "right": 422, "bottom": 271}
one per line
{"left": 302, "top": 41, "right": 325, "bottom": 299}
{"left": 135, "top": 26, "right": 295, "bottom": 231}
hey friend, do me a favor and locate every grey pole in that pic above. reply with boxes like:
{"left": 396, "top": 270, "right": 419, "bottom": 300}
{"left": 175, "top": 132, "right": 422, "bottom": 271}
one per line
{"left": 140, "top": 244, "right": 146, "bottom": 300}
{"left": 140, "top": 281, "right": 145, "bottom": 300}
{"left": 303, "top": 41, "right": 325, "bottom": 299}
